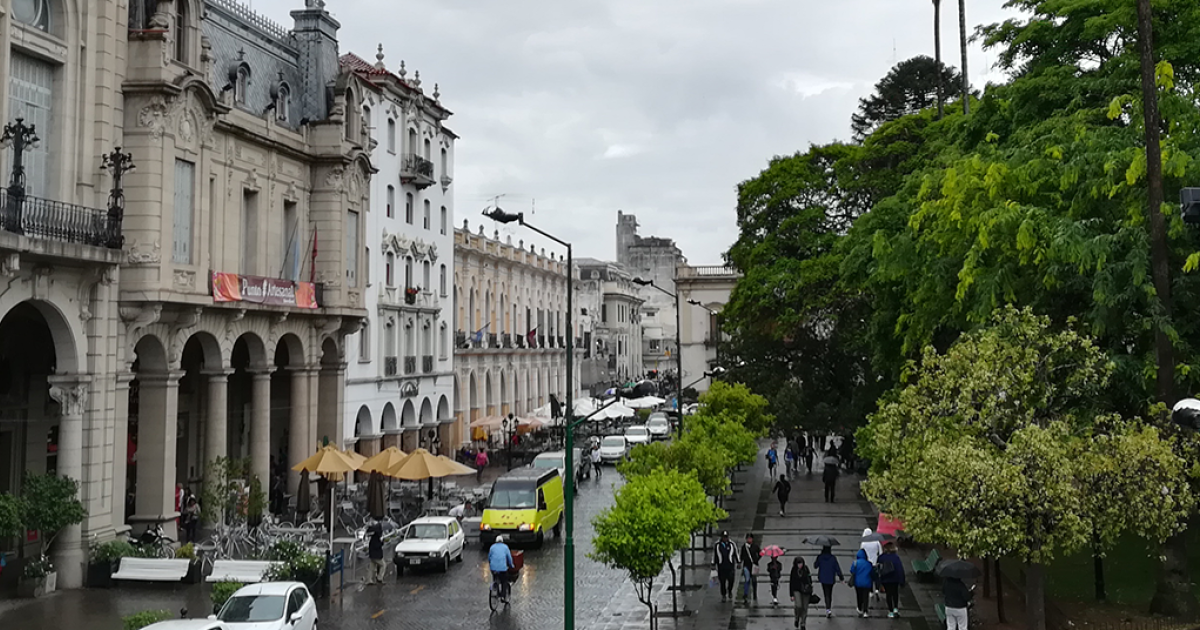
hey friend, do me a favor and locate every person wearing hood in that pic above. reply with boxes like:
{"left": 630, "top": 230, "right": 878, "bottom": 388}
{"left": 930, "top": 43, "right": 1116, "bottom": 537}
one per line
{"left": 860, "top": 529, "right": 883, "bottom": 598}
{"left": 877, "top": 542, "right": 906, "bottom": 617}
{"left": 813, "top": 546, "right": 843, "bottom": 618}
{"left": 849, "top": 549, "right": 875, "bottom": 617}
{"left": 789, "top": 557, "right": 814, "bottom": 629}
{"left": 821, "top": 450, "right": 840, "bottom": 503}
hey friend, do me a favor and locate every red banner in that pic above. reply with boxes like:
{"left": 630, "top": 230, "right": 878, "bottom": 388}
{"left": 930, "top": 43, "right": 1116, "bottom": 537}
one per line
{"left": 211, "top": 272, "right": 318, "bottom": 309}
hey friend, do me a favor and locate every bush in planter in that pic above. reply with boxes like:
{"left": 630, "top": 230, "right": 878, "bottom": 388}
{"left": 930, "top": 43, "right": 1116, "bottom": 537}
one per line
{"left": 210, "top": 581, "right": 241, "bottom": 611}
{"left": 174, "top": 543, "right": 195, "bottom": 559}
{"left": 23, "top": 555, "right": 53, "bottom": 579}
{"left": 262, "top": 541, "right": 324, "bottom": 586}
{"left": 89, "top": 540, "right": 137, "bottom": 588}
{"left": 122, "top": 610, "right": 173, "bottom": 630}
{"left": 20, "top": 473, "right": 86, "bottom": 559}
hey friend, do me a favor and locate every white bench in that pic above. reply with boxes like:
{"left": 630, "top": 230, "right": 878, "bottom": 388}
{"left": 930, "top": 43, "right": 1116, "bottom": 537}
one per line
{"left": 111, "top": 557, "right": 190, "bottom": 582}
{"left": 206, "top": 560, "right": 277, "bottom": 583}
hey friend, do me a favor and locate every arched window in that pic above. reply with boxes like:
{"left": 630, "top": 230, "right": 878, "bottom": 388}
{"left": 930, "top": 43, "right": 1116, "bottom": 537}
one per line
{"left": 423, "top": 138, "right": 431, "bottom": 159}
{"left": 276, "top": 83, "right": 290, "bottom": 122}
{"left": 235, "top": 66, "right": 250, "bottom": 105}
{"left": 387, "top": 119, "right": 396, "bottom": 152}
{"left": 422, "top": 261, "right": 431, "bottom": 290}
{"left": 440, "top": 206, "right": 447, "bottom": 235}
{"left": 361, "top": 104, "right": 370, "bottom": 139}
{"left": 423, "top": 200, "right": 431, "bottom": 230}
{"left": 385, "top": 253, "right": 394, "bottom": 286}
{"left": 386, "top": 185, "right": 394, "bottom": 218}
{"left": 13, "top": 0, "right": 51, "bottom": 32}
{"left": 440, "top": 148, "right": 448, "bottom": 177}
{"left": 405, "top": 193, "right": 414, "bottom": 224}
{"left": 407, "top": 128, "right": 417, "bottom": 154}
{"left": 174, "top": 0, "right": 190, "bottom": 63}
{"left": 439, "top": 264, "right": 447, "bottom": 296}
{"left": 405, "top": 257, "right": 413, "bottom": 288}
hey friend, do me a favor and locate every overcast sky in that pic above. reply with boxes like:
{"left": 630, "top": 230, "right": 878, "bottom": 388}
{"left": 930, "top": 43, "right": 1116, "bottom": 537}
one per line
{"left": 258, "top": 0, "right": 1018, "bottom": 263}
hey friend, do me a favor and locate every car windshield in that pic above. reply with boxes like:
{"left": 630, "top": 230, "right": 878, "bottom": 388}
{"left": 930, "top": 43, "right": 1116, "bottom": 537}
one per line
{"left": 532, "top": 457, "right": 562, "bottom": 469}
{"left": 649, "top": 413, "right": 667, "bottom": 421}
{"left": 601, "top": 437, "right": 625, "bottom": 447}
{"left": 219, "top": 595, "right": 286, "bottom": 622}
{"left": 648, "top": 419, "right": 668, "bottom": 428}
{"left": 626, "top": 427, "right": 648, "bottom": 437}
{"left": 407, "top": 523, "right": 447, "bottom": 540}
{"left": 490, "top": 484, "right": 537, "bottom": 509}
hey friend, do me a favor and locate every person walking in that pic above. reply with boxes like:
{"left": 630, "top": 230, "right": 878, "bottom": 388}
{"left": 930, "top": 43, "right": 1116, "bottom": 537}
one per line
{"left": 803, "top": 439, "right": 814, "bottom": 474}
{"left": 475, "top": 448, "right": 489, "bottom": 483}
{"left": 365, "top": 521, "right": 386, "bottom": 585}
{"left": 877, "top": 542, "right": 906, "bottom": 617}
{"left": 740, "top": 533, "right": 762, "bottom": 604}
{"left": 181, "top": 496, "right": 201, "bottom": 544}
{"left": 766, "top": 555, "right": 783, "bottom": 605}
{"left": 850, "top": 549, "right": 874, "bottom": 617}
{"left": 766, "top": 444, "right": 779, "bottom": 479}
{"left": 713, "top": 531, "right": 738, "bottom": 602}
{"left": 789, "top": 557, "right": 814, "bottom": 629}
{"left": 784, "top": 443, "right": 797, "bottom": 478}
{"left": 773, "top": 475, "right": 792, "bottom": 516}
{"left": 943, "top": 576, "right": 973, "bottom": 629}
{"left": 860, "top": 529, "right": 883, "bottom": 599}
{"left": 840, "top": 435, "right": 857, "bottom": 472}
{"left": 813, "top": 546, "right": 843, "bottom": 618}
{"left": 590, "top": 443, "right": 603, "bottom": 479}
{"left": 822, "top": 451, "right": 840, "bottom": 503}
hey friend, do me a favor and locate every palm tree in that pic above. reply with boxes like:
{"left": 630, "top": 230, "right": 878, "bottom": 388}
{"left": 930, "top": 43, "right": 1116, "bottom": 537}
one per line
{"left": 958, "top": 0, "right": 969, "bottom": 114}
{"left": 933, "top": 0, "right": 944, "bottom": 119}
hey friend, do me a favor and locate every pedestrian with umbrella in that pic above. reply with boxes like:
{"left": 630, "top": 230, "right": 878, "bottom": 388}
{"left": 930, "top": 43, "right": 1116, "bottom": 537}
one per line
{"left": 365, "top": 520, "right": 385, "bottom": 585}
{"left": 761, "top": 545, "right": 785, "bottom": 605}
{"left": 938, "top": 560, "right": 979, "bottom": 630}
{"left": 859, "top": 529, "right": 884, "bottom": 599}
{"left": 811, "top": 543, "right": 843, "bottom": 618}
{"left": 789, "top": 557, "right": 814, "bottom": 629}
{"left": 821, "top": 451, "right": 840, "bottom": 503}
{"left": 877, "top": 541, "right": 905, "bottom": 617}
{"left": 773, "top": 474, "right": 791, "bottom": 516}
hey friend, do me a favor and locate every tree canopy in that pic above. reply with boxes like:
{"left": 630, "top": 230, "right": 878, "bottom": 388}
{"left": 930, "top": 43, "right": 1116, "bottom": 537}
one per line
{"left": 851, "top": 55, "right": 963, "bottom": 140}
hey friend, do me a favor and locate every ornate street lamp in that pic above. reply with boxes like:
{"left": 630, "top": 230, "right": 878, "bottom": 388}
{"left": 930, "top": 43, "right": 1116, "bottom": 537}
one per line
{"left": 102, "top": 147, "right": 135, "bottom": 248}
{"left": 1, "top": 118, "right": 40, "bottom": 234}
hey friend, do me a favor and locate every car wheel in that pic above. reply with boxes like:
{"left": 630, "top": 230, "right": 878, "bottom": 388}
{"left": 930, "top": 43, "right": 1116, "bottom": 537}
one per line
{"left": 396, "top": 565, "right": 405, "bottom": 577}
{"left": 534, "top": 530, "right": 544, "bottom": 549}
{"left": 553, "top": 517, "right": 563, "bottom": 538}
{"left": 455, "top": 546, "right": 464, "bottom": 563}
{"left": 441, "top": 555, "right": 449, "bottom": 573}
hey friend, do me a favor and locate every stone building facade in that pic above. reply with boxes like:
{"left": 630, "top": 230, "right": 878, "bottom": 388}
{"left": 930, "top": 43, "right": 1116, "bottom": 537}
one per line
{"left": 340, "top": 49, "right": 457, "bottom": 458}
{"left": 676, "top": 264, "right": 740, "bottom": 394}
{"left": 453, "top": 222, "right": 576, "bottom": 432}
{"left": 1, "top": 0, "right": 372, "bottom": 590}
{"left": 615, "top": 211, "right": 685, "bottom": 378}
{"left": 575, "top": 258, "right": 643, "bottom": 393}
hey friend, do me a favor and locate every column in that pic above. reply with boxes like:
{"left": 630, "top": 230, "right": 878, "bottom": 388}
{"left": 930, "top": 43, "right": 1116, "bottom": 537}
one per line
{"left": 288, "top": 367, "right": 313, "bottom": 490}
{"left": 202, "top": 369, "right": 233, "bottom": 470}
{"left": 47, "top": 376, "right": 90, "bottom": 589}
{"left": 250, "top": 369, "right": 273, "bottom": 490}
{"left": 316, "top": 363, "right": 345, "bottom": 447}
{"left": 134, "top": 370, "right": 184, "bottom": 539}
{"left": 111, "top": 372, "right": 133, "bottom": 534}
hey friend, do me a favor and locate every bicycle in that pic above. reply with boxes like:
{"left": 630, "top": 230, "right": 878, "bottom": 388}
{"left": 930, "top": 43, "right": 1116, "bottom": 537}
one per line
{"left": 489, "top": 570, "right": 513, "bottom": 612}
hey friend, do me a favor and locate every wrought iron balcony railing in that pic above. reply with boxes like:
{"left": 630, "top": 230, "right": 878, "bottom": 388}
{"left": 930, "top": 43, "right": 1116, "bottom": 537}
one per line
{"left": 455, "top": 331, "right": 468, "bottom": 349}
{"left": 0, "top": 189, "right": 123, "bottom": 248}
{"left": 400, "top": 154, "right": 436, "bottom": 189}
{"left": 384, "top": 356, "right": 398, "bottom": 377}
{"left": 422, "top": 355, "right": 434, "bottom": 373}
{"left": 404, "top": 355, "right": 417, "bottom": 375}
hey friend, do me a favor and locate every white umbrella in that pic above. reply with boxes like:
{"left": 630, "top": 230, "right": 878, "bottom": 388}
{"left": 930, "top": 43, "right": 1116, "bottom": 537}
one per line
{"left": 595, "top": 402, "right": 636, "bottom": 420}
{"left": 624, "top": 396, "right": 666, "bottom": 409}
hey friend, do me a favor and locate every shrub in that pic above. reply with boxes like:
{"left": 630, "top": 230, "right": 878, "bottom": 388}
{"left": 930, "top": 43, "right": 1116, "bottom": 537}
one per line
{"left": 210, "top": 581, "right": 241, "bottom": 608}
{"left": 0, "top": 493, "right": 22, "bottom": 539}
{"left": 20, "top": 473, "right": 85, "bottom": 556}
{"left": 91, "top": 540, "right": 138, "bottom": 564}
{"left": 262, "top": 540, "right": 324, "bottom": 585}
{"left": 174, "top": 543, "right": 195, "bottom": 560}
{"left": 122, "top": 610, "right": 173, "bottom": 630}
{"left": 22, "top": 555, "right": 53, "bottom": 579}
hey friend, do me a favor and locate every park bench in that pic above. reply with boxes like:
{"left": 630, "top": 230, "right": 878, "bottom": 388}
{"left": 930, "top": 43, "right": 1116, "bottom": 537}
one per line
{"left": 111, "top": 557, "right": 190, "bottom": 582}
{"left": 912, "top": 548, "right": 941, "bottom": 580}
{"left": 206, "top": 560, "right": 277, "bottom": 583}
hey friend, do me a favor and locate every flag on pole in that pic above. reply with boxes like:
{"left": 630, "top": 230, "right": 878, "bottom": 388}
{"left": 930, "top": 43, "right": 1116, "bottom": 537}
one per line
{"left": 309, "top": 230, "right": 318, "bottom": 283}
{"left": 527, "top": 328, "right": 538, "bottom": 349}
{"left": 471, "top": 322, "right": 490, "bottom": 344}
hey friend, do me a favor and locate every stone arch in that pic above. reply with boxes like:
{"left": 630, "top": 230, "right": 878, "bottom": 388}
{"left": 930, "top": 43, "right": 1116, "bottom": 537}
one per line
{"left": 499, "top": 371, "right": 508, "bottom": 416}
{"left": 382, "top": 402, "right": 398, "bottom": 432}
{"left": 181, "top": 330, "right": 222, "bottom": 370}
{"left": 133, "top": 333, "right": 169, "bottom": 373}
{"left": 274, "top": 333, "right": 305, "bottom": 367}
{"left": 485, "top": 370, "right": 494, "bottom": 416}
{"left": 468, "top": 371, "right": 479, "bottom": 420}
{"left": 401, "top": 399, "right": 417, "bottom": 427}
{"left": 232, "top": 332, "right": 268, "bottom": 369}
{"left": 437, "top": 395, "right": 450, "bottom": 422}
{"left": 0, "top": 298, "right": 85, "bottom": 375}
{"left": 355, "top": 405, "right": 374, "bottom": 437}
{"left": 419, "top": 398, "right": 433, "bottom": 424}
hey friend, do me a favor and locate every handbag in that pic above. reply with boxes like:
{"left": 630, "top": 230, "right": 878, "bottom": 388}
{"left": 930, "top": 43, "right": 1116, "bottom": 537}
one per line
{"left": 809, "top": 593, "right": 820, "bottom": 605}
{"left": 752, "top": 564, "right": 761, "bottom": 576}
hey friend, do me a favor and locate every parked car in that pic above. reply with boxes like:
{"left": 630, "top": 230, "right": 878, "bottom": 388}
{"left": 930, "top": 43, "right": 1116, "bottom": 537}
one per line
{"left": 646, "top": 415, "right": 671, "bottom": 440}
{"left": 624, "top": 425, "right": 651, "bottom": 446}
{"left": 213, "top": 582, "right": 316, "bottom": 630}
{"left": 531, "top": 448, "right": 587, "bottom": 483}
{"left": 598, "top": 435, "right": 629, "bottom": 463}
{"left": 393, "top": 516, "right": 466, "bottom": 573}
{"left": 145, "top": 621, "right": 227, "bottom": 630}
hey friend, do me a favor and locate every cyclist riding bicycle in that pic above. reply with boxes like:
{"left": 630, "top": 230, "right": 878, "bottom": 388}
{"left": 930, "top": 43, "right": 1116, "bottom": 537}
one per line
{"left": 488, "top": 535, "right": 515, "bottom": 602}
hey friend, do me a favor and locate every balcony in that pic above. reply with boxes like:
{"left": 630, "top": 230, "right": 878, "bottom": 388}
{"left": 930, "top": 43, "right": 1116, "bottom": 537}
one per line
{"left": 538, "top": 335, "right": 545, "bottom": 348}
{"left": 502, "top": 334, "right": 513, "bottom": 349}
{"left": 0, "top": 188, "right": 123, "bottom": 249}
{"left": 400, "top": 154, "right": 436, "bottom": 190}
{"left": 384, "top": 356, "right": 398, "bottom": 377}
{"left": 487, "top": 333, "right": 497, "bottom": 348}
{"left": 404, "top": 355, "right": 417, "bottom": 375}
{"left": 422, "top": 355, "right": 434, "bottom": 373}
{"left": 516, "top": 335, "right": 526, "bottom": 349}
{"left": 455, "top": 330, "right": 467, "bottom": 349}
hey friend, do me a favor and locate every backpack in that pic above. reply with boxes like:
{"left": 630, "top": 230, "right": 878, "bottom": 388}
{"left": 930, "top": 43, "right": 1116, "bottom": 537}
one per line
{"left": 877, "top": 559, "right": 895, "bottom": 579}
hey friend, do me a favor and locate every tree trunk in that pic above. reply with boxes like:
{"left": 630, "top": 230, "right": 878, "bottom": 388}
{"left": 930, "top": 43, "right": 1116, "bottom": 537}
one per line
{"left": 996, "top": 559, "right": 1006, "bottom": 623}
{"left": 1026, "top": 562, "right": 1047, "bottom": 630}
{"left": 982, "top": 556, "right": 991, "bottom": 597}
{"left": 669, "top": 558, "right": 679, "bottom": 619}
{"left": 1093, "top": 528, "right": 1106, "bottom": 601}
{"left": 933, "top": 0, "right": 944, "bottom": 119}
{"left": 1136, "top": 0, "right": 1196, "bottom": 617}
{"left": 957, "top": 0, "right": 969, "bottom": 114}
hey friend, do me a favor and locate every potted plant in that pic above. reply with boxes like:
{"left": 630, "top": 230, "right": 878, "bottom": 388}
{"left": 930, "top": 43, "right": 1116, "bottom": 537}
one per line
{"left": 404, "top": 286, "right": 419, "bottom": 305}
{"left": 88, "top": 539, "right": 137, "bottom": 588}
{"left": 18, "top": 555, "right": 54, "bottom": 597}
{"left": 175, "top": 542, "right": 204, "bottom": 584}
{"left": 19, "top": 473, "right": 86, "bottom": 597}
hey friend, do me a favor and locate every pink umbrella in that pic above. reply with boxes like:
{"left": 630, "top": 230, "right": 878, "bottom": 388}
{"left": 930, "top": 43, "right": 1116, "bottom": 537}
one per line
{"left": 877, "top": 513, "right": 905, "bottom": 537}
{"left": 760, "top": 545, "right": 785, "bottom": 558}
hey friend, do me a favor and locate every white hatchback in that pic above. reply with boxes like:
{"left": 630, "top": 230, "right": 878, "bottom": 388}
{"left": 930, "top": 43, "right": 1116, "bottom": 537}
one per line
{"left": 646, "top": 416, "right": 671, "bottom": 440}
{"left": 624, "top": 425, "right": 651, "bottom": 447}
{"left": 213, "top": 582, "right": 317, "bottom": 630}
{"left": 598, "top": 435, "right": 629, "bottom": 463}
{"left": 392, "top": 516, "right": 466, "bottom": 574}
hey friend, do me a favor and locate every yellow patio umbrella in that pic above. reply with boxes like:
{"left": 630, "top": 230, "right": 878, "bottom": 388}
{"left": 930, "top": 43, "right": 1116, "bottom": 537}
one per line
{"left": 291, "top": 445, "right": 360, "bottom": 549}
{"left": 342, "top": 449, "right": 367, "bottom": 466}
{"left": 358, "top": 446, "right": 408, "bottom": 474}
{"left": 386, "top": 448, "right": 477, "bottom": 499}
{"left": 433, "top": 455, "right": 478, "bottom": 476}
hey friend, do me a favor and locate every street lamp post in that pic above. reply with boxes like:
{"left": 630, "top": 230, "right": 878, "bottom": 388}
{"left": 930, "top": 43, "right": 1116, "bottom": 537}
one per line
{"left": 632, "top": 278, "right": 684, "bottom": 427}
{"left": 484, "top": 207, "right": 578, "bottom": 630}
{"left": 1, "top": 118, "right": 39, "bottom": 234}
{"left": 502, "top": 414, "right": 515, "bottom": 471}
{"left": 102, "top": 147, "right": 135, "bottom": 248}
{"left": 425, "top": 429, "right": 440, "bottom": 499}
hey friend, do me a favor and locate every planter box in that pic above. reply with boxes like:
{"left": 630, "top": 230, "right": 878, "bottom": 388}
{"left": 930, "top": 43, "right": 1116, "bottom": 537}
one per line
{"left": 87, "top": 561, "right": 114, "bottom": 588}
{"left": 19, "top": 571, "right": 56, "bottom": 598}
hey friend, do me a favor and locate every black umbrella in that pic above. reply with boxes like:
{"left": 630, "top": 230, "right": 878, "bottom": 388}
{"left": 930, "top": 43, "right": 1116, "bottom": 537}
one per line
{"left": 936, "top": 559, "right": 982, "bottom": 580}
{"left": 295, "top": 469, "right": 311, "bottom": 515}
{"left": 366, "top": 471, "right": 386, "bottom": 519}
{"left": 802, "top": 535, "right": 841, "bottom": 547}
{"left": 861, "top": 532, "right": 895, "bottom": 543}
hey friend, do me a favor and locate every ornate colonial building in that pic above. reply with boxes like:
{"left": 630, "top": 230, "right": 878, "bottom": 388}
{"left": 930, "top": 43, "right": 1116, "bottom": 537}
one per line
{"left": 340, "top": 48, "right": 457, "bottom": 457}
{"left": 676, "top": 264, "right": 740, "bottom": 394}
{"left": 2, "top": 0, "right": 373, "bottom": 589}
{"left": 576, "top": 258, "right": 644, "bottom": 394}
{"left": 453, "top": 222, "right": 577, "bottom": 430}
{"left": 615, "top": 211, "right": 685, "bottom": 379}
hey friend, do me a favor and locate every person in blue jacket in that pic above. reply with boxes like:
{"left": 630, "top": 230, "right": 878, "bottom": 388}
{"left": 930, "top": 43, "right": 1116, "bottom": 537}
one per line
{"left": 876, "top": 541, "right": 906, "bottom": 617}
{"left": 812, "top": 546, "right": 843, "bottom": 618}
{"left": 849, "top": 549, "right": 875, "bottom": 618}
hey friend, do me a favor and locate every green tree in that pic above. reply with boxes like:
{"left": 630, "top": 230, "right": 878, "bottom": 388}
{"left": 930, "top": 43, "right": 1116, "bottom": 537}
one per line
{"left": 685, "top": 411, "right": 759, "bottom": 468}
{"left": 20, "top": 473, "right": 86, "bottom": 558}
{"left": 694, "top": 381, "right": 774, "bottom": 435}
{"left": 619, "top": 438, "right": 731, "bottom": 498}
{"left": 201, "top": 457, "right": 267, "bottom": 526}
{"left": 861, "top": 307, "right": 1193, "bottom": 630}
{"left": 590, "top": 470, "right": 723, "bottom": 629}
{"left": 851, "top": 56, "right": 963, "bottom": 140}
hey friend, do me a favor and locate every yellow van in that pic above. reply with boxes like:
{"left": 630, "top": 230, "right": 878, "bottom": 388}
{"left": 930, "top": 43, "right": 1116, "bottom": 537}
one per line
{"left": 480, "top": 467, "right": 564, "bottom": 547}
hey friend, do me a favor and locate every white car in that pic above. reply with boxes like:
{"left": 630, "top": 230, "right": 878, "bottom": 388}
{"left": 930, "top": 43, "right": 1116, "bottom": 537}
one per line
{"left": 145, "top": 621, "right": 227, "bottom": 630}
{"left": 646, "top": 416, "right": 671, "bottom": 440}
{"left": 531, "top": 448, "right": 586, "bottom": 482}
{"left": 213, "top": 582, "right": 316, "bottom": 630}
{"left": 392, "top": 516, "right": 465, "bottom": 574}
{"left": 598, "top": 435, "right": 629, "bottom": 463}
{"left": 625, "top": 425, "right": 651, "bottom": 446}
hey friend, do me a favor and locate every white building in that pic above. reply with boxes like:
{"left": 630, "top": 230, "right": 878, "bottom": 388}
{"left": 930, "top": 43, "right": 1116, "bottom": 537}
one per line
{"left": 576, "top": 258, "right": 644, "bottom": 393}
{"left": 676, "top": 265, "right": 740, "bottom": 394}
{"left": 340, "top": 50, "right": 457, "bottom": 457}
{"left": 615, "top": 211, "right": 685, "bottom": 378}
